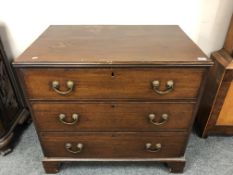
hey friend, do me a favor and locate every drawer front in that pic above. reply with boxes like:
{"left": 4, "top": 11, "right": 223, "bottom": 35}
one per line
{"left": 40, "top": 132, "right": 187, "bottom": 158}
{"left": 32, "top": 102, "right": 194, "bottom": 132}
{"left": 20, "top": 68, "right": 204, "bottom": 100}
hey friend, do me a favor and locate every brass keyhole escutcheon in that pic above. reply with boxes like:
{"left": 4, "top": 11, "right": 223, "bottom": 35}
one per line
{"left": 111, "top": 72, "right": 115, "bottom": 78}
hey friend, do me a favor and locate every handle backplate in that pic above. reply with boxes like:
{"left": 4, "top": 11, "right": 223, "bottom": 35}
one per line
{"left": 152, "top": 80, "right": 174, "bottom": 95}
{"left": 148, "top": 113, "right": 169, "bottom": 126}
{"left": 65, "top": 143, "right": 83, "bottom": 154}
{"left": 145, "top": 143, "right": 162, "bottom": 152}
{"left": 59, "top": 113, "right": 79, "bottom": 125}
{"left": 52, "top": 80, "right": 74, "bottom": 95}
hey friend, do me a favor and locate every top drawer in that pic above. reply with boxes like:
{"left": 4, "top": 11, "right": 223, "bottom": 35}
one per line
{"left": 18, "top": 68, "right": 205, "bottom": 100}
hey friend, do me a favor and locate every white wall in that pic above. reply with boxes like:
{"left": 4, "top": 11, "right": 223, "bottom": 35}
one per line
{"left": 0, "top": 0, "right": 232, "bottom": 59}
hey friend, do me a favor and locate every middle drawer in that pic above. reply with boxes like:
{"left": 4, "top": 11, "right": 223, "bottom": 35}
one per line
{"left": 31, "top": 102, "right": 194, "bottom": 132}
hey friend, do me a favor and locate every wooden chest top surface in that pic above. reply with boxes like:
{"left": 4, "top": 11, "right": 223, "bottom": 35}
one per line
{"left": 14, "top": 25, "right": 212, "bottom": 66}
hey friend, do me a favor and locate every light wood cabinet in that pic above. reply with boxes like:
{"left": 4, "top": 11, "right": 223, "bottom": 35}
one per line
{"left": 196, "top": 14, "right": 233, "bottom": 137}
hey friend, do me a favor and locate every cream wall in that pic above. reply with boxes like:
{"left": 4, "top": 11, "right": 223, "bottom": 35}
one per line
{"left": 0, "top": 0, "right": 232, "bottom": 59}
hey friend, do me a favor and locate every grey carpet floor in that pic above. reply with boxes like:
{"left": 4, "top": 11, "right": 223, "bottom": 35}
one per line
{"left": 1, "top": 124, "right": 233, "bottom": 175}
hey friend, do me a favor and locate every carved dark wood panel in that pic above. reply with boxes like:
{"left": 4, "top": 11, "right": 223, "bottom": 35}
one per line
{"left": 0, "top": 55, "right": 20, "bottom": 132}
{"left": 0, "top": 38, "right": 29, "bottom": 152}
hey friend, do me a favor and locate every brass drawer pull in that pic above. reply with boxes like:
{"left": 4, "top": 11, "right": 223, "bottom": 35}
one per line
{"left": 148, "top": 113, "right": 169, "bottom": 126}
{"left": 52, "top": 80, "right": 74, "bottom": 95}
{"left": 152, "top": 80, "right": 174, "bottom": 95}
{"left": 145, "top": 143, "right": 162, "bottom": 153}
{"left": 65, "top": 143, "right": 83, "bottom": 154}
{"left": 59, "top": 113, "right": 79, "bottom": 125}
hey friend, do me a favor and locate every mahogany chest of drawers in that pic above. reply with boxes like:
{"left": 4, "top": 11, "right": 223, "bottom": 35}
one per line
{"left": 13, "top": 25, "right": 213, "bottom": 173}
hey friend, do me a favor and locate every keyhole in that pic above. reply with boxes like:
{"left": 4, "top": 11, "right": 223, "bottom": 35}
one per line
{"left": 111, "top": 72, "right": 115, "bottom": 77}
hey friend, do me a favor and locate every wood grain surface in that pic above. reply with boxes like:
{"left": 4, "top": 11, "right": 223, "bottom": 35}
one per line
{"left": 31, "top": 102, "right": 194, "bottom": 132}
{"left": 40, "top": 132, "right": 187, "bottom": 158}
{"left": 12, "top": 25, "right": 213, "bottom": 173}
{"left": 19, "top": 68, "right": 205, "bottom": 100}
{"left": 217, "top": 81, "right": 233, "bottom": 125}
{"left": 13, "top": 25, "right": 212, "bottom": 66}
{"left": 224, "top": 15, "right": 233, "bottom": 56}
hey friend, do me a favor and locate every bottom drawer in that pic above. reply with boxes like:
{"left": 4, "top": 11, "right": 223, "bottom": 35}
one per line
{"left": 40, "top": 132, "right": 187, "bottom": 158}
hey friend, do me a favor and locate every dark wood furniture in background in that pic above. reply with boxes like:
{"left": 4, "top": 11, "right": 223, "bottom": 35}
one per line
{"left": 196, "top": 15, "right": 233, "bottom": 138}
{"left": 0, "top": 38, "right": 29, "bottom": 155}
{"left": 13, "top": 25, "right": 213, "bottom": 173}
